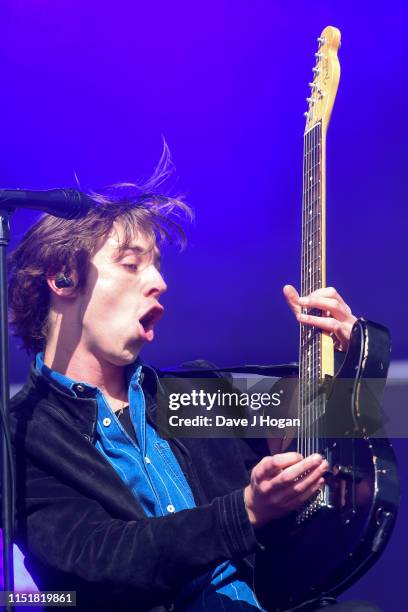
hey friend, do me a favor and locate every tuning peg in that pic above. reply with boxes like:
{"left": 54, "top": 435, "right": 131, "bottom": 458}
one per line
{"left": 314, "top": 52, "right": 323, "bottom": 60}
{"left": 317, "top": 36, "right": 326, "bottom": 46}
{"left": 308, "top": 82, "right": 317, "bottom": 88}
{"left": 304, "top": 111, "right": 310, "bottom": 118}
{"left": 312, "top": 66, "right": 320, "bottom": 75}
{"left": 306, "top": 97, "right": 316, "bottom": 104}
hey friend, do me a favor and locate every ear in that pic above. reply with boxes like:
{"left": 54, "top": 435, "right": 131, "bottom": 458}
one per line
{"left": 47, "top": 271, "right": 79, "bottom": 299}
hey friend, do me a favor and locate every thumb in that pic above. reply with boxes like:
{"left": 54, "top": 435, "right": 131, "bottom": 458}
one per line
{"left": 283, "top": 284, "right": 301, "bottom": 316}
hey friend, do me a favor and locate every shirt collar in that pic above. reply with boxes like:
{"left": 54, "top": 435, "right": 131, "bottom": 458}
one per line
{"left": 34, "top": 352, "right": 159, "bottom": 399}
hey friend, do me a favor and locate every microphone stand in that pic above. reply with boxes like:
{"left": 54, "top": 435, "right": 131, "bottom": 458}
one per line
{"left": 0, "top": 206, "right": 15, "bottom": 611}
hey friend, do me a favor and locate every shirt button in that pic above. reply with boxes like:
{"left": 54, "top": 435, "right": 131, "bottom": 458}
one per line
{"left": 103, "top": 418, "right": 111, "bottom": 427}
{"left": 145, "top": 456, "right": 151, "bottom": 464}
{"left": 167, "top": 504, "right": 175, "bottom": 513}
{"left": 76, "top": 384, "right": 85, "bottom": 393}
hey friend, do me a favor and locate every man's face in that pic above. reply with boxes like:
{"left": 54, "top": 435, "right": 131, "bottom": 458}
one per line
{"left": 74, "top": 223, "right": 167, "bottom": 367}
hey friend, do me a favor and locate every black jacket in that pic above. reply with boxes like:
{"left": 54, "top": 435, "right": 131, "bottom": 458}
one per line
{"left": 10, "top": 364, "right": 277, "bottom": 611}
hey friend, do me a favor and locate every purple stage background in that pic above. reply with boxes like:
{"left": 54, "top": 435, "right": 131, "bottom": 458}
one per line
{"left": 1, "top": 1, "right": 407, "bottom": 610}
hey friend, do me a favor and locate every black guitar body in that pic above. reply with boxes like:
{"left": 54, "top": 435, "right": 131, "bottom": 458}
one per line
{"left": 254, "top": 319, "right": 399, "bottom": 612}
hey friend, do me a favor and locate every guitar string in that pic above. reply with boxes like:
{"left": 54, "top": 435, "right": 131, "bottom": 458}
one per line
{"left": 303, "top": 126, "right": 308, "bottom": 460}
{"left": 310, "top": 124, "right": 315, "bottom": 458}
{"left": 306, "top": 124, "right": 313, "bottom": 459}
{"left": 316, "top": 122, "right": 320, "bottom": 457}
{"left": 317, "top": 121, "right": 322, "bottom": 458}
{"left": 316, "top": 121, "right": 321, "bottom": 457}
{"left": 299, "top": 127, "right": 305, "bottom": 458}
{"left": 304, "top": 126, "right": 311, "bottom": 459}
{"left": 306, "top": 125, "right": 312, "bottom": 459}
{"left": 312, "top": 122, "right": 317, "bottom": 457}
{"left": 301, "top": 126, "right": 306, "bottom": 459}
{"left": 310, "top": 124, "right": 314, "bottom": 459}
{"left": 300, "top": 125, "right": 309, "bottom": 459}
{"left": 313, "top": 122, "right": 319, "bottom": 457}
{"left": 298, "top": 126, "right": 304, "bottom": 458}
{"left": 318, "top": 121, "right": 326, "bottom": 461}
{"left": 319, "top": 121, "right": 327, "bottom": 461}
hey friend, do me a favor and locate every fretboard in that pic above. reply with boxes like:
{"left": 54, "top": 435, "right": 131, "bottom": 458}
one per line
{"left": 296, "top": 25, "right": 340, "bottom": 470}
{"left": 300, "top": 121, "right": 324, "bottom": 384}
{"left": 301, "top": 121, "right": 323, "bottom": 297}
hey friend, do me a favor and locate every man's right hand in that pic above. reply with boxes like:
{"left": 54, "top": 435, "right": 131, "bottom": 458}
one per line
{"left": 244, "top": 452, "right": 328, "bottom": 528}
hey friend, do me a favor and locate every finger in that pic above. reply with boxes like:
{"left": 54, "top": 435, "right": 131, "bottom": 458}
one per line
{"left": 283, "top": 460, "right": 328, "bottom": 499}
{"left": 286, "top": 477, "right": 325, "bottom": 510}
{"left": 276, "top": 453, "right": 324, "bottom": 486}
{"left": 304, "top": 287, "right": 346, "bottom": 304}
{"left": 297, "top": 296, "right": 351, "bottom": 320}
{"left": 283, "top": 285, "right": 301, "bottom": 316}
{"left": 297, "top": 314, "right": 344, "bottom": 335}
{"left": 255, "top": 452, "right": 303, "bottom": 481}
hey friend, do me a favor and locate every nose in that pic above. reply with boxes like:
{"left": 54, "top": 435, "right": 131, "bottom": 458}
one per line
{"left": 144, "top": 265, "right": 167, "bottom": 299}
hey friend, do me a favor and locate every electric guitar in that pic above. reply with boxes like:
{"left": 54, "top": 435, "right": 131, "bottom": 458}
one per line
{"left": 253, "top": 26, "right": 399, "bottom": 612}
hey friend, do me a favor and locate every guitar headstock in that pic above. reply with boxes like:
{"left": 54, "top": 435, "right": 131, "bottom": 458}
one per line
{"left": 304, "top": 26, "right": 341, "bottom": 133}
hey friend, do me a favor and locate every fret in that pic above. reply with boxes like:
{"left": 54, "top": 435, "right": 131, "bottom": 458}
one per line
{"left": 301, "top": 280, "right": 323, "bottom": 293}
{"left": 301, "top": 268, "right": 322, "bottom": 276}
{"left": 300, "top": 329, "right": 321, "bottom": 342}
{"left": 303, "top": 182, "right": 321, "bottom": 195}
{"left": 301, "top": 256, "right": 322, "bottom": 267}
{"left": 302, "top": 248, "right": 322, "bottom": 257}
{"left": 302, "top": 202, "right": 321, "bottom": 214}
{"left": 303, "top": 209, "right": 321, "bottom": 221}
{"left": 302, "top": 227, "right": 322, "bottom": 242}
{"left": 302, "top": 161, "right": 321, "bottom": 175}
{"left": 302, "top": 194, "right": 321, "bottom": 208}
{"left": 302, "top": 223, "right": 321, "bottom": 234}
{"left": 301, "top": 249, "right": 321, "bottom": 261}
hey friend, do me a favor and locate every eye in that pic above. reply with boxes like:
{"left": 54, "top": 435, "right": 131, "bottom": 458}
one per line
{"left": 123, "top": 263, "right": 138, "bottom": 272}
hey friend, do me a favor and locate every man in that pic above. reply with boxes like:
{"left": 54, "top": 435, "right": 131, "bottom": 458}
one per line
{"left": 8, "top": 162, "right": 380, "bottom": 611}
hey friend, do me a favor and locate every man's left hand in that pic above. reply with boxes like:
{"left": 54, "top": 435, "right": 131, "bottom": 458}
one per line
{"left": 283, "top": 285, "right": 357, "bottom": 352}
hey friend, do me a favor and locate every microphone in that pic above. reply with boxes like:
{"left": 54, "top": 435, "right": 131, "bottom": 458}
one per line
{"left": 0, "top": 188, "right": 93, "bottom": 219}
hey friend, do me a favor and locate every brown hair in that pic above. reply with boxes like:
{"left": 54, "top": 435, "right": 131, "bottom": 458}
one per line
{"left": 8, "top": 146, "right": 192, "bottom": 354}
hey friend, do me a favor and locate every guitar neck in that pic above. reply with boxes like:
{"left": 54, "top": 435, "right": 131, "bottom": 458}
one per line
{"left": 300, "top": 121, "right": 333, "bottom": 381}
{"left": 301, "top": 121, "right": 326, "bottom": 297}
{"left": 299, "top": 26, "right": 341, "bottom": 386}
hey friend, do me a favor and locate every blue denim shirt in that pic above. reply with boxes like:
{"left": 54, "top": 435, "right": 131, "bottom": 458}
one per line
{"left": 35, "top": 353, "right": 263, "bottom": 611}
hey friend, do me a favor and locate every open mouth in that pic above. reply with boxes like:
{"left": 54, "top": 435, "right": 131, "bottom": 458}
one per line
{"left": 139, "top": 304, "right": 164, "bottom": 339}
